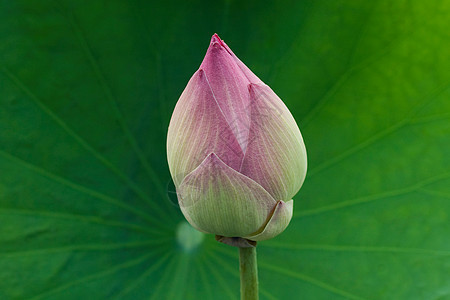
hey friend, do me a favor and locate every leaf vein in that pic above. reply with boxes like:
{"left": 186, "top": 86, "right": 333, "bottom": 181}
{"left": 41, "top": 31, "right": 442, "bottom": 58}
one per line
{"left": 0, "top": 149, "right": 168, "bottom": 229}
{"left": 0, "top": 240, "right": 171, "bottom": 258}
{"left": 296, "top": 172, "right": 450, "bottom": 217}
{"left": 259, "top": 262, "right": 368, "bottom": 300}
{"left": 64, "top": 10, "right": 174, "bottom": 220}
{"left": 30, "top": 252, "right": 156, "bottom": 300}
{"left": 309, "top": 83, "right": 450, "bottom": 177}
{"left": 1, "top": 69, "right": 171, "bottom": 226}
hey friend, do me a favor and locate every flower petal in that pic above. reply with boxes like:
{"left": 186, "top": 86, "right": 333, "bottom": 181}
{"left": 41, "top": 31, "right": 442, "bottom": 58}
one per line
{"left": 200, "top": 35, "right": 252, "bottom": 153}
{"left": 167, "top": 69, "right": 244, "bottom": 188}
{"left": 178, "top": 153, "right": 277, "bottom": 237}
{"left": 245, "top": 200, "right": 293, "bottom": 241}
{"left": 217, "top": 35, "right": 264, "bottom": 85}
{"left": 240, "top": 83, "right": 307, "bottom": 201}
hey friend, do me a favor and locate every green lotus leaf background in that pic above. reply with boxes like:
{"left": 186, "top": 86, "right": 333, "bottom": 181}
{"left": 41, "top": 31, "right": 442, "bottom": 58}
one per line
{"left": 1, "top": 0, "right": 449, "bottom": 299}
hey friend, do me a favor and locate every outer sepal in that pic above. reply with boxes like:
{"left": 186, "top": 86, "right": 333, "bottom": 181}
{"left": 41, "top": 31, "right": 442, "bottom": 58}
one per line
{"left": 178, "top": 153, "right": 277, "bottom": 237}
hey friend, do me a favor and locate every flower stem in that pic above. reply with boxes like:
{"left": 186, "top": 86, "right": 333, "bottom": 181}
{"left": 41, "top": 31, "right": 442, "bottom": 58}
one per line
{"left": 239, "top": 246, "right": 259, "bottom": 300}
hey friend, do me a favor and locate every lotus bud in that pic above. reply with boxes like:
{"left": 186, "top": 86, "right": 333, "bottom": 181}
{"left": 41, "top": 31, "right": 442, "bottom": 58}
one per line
{"left": 167, "top": 34, "right": 307, "bottom": 245}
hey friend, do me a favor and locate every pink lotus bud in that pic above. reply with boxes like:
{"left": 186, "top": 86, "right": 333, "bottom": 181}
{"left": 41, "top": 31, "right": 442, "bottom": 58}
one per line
{"left": 167, "top": 34, "right": 307, "bottom": 242}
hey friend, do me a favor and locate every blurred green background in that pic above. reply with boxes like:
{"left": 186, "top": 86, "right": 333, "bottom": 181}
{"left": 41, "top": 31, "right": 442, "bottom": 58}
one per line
{"left": 1, "top": 0, "right": 449, "bottom": 299}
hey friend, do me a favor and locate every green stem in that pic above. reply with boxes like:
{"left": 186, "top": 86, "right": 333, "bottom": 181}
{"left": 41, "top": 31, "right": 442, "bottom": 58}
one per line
{"left": 239, "top": 247, "right": 259, "bottom": 300}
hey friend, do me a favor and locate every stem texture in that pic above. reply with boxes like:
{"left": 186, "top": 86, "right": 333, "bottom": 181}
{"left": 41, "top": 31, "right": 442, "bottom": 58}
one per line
{"left": 239, "top": 247, "right": 259, "bottom": 300}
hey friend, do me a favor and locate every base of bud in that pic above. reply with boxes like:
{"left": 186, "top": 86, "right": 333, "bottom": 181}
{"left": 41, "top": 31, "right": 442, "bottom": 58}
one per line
{"left": 215, "top": 235, "right": 257, "bottom": 248}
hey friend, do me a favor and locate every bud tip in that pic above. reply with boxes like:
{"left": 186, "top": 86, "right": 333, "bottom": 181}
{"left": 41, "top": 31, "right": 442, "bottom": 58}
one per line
{"left": 211, "top": 33, "right": 222, "bottom": 43}
{"left": 211, "top": 33, "right": 228, "bottom": 48}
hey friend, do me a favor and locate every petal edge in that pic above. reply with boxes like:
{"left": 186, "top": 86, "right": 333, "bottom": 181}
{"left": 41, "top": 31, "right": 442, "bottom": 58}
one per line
{"left": 244, "top": 200, "right": 293, "bottom": 241}
{"left": 240, "top": 83, "right": 307, "bottom": 201}
{"left": 167, "top": 69, "right": 244, "bottom": 188}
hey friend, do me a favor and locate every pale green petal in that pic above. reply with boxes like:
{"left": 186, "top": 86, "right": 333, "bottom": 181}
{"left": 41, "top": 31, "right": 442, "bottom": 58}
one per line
{"left": 245, "top": 200, "right": 293, "bottom": 241}
{"left": 178, "top": 153, "right": 277, "bottom": 237}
